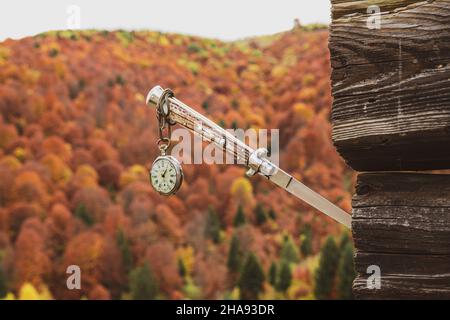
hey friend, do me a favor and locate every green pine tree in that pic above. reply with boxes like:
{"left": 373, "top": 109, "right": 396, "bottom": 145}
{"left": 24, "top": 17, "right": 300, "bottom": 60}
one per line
{"left": 0, "top": 260, "right": 7, "bottom": 298}
{"left": 268, "top": 262, "right": 277, "bottom": 287}
{"left": 339, "top": 232, "right": 351, "bottom": 251}
{"left": 227, "top": 234, "right": 241, "bottom": 273}
{"left": 280, "top": 234, "right": 299, "bottom": 264}
{"left": 314, "top": 236, "right": 340, "bottom": 300}
{"left": 178, "top": 258, "right": 187, "bottom": 278}
{"left": 254, "top": 204, "right": 267, "bottom": 225}
{"left": 129, "top": 262, "right": 159, "bottom": 300}
{"left": 233, "top": 205, "right": 246, "bottom": 227}
{"left": 205, "top": 207, "right": 221, "bottom": 244}
{"left": 276, "top": 261, "right": 292, "bottom": 293}
{"left": 75, "top": 203, "right": 94, "bottom": 226}
{"left": 268, "top": 209, "right": 277, "bottom": 220}
{"left": 239, "top": 253, "right": 265, "bottom": 299}
{"left": 116, "top": 229, "right": 133, "bottom": 274}
{"left": 337, "top": 242, "right": 356, "bottom": 300}
{"left": 300, "top": 224, "right": 313, "bottom": 257}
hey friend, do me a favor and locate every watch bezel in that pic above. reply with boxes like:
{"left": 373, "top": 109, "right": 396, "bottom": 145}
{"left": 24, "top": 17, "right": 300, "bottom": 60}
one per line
{"left": 150, "top": 155, "right": 183, "bottom": 196}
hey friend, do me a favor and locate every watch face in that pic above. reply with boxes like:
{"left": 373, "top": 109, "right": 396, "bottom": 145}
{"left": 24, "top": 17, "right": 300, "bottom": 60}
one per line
{"left": 150, "top": 156, "right": 182, "bottom": 195}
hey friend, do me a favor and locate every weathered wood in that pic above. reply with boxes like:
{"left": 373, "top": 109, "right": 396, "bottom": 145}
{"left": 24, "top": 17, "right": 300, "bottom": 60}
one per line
{"left": 353, "top": 206, "right": 450, "bottom": 254}
{"left": 352, "top": 173, "right": 450, "bottom": 299}
{"left": 352, "top": 173, "right": 450, "bottom": 254}
{"left": 353, "top": 274, "right": 450, "bottom": 299}
{"left": 355, "top": 252, "right": 450, "bottom": 275}
{"left": 330, "top": 0, "right": 450, "bottom": 171}
{"left": 353, "top": 172, "right": 450, "bottom": 254}
{"left": 354, "top": 252, "right": 450, "bottom": 299}
{"left": 353, "top": 172, "right": 450, "bottom": 207}
{"left": 331, "top": 0, "right": 423, "bottom": 19}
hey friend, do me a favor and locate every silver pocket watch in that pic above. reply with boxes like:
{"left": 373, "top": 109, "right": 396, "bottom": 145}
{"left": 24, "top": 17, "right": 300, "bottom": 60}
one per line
{"left": 150, "top": 154, "right": 183, "bottom": 196}
{"left": 148, "top": 87, "right": 184, "bottom": 196}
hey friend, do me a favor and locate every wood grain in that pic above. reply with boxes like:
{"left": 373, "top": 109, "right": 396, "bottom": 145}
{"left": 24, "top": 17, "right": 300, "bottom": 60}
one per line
{"left": 329, "top": 0, "right": 450, "bottom": 171}
{"left": 353, "top": 274, "right": 450, "bottom": 299}
{"left": 331, "top": 0, "right": 423, "bottom": 19}
{"left": 352, "top": 173, "right": 450, "bottom": 299}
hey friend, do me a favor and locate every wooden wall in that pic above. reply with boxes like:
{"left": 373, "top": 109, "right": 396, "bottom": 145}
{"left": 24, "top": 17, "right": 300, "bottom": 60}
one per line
{"left": 330, "top": 0, "right": 450, "bottom": 171}
{"left": 352, "top": 173, "right": 450, "bottom": 299}
{"left": 329, "top": 0, "right": 450, "bottom": 299}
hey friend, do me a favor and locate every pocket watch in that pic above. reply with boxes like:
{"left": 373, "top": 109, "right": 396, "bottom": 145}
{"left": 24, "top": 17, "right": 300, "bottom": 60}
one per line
{"left": 148, "top": 87, "right": 184, "bottom": 196}
{"left": 150, "top": 155, "right": 183, "bottom": 196}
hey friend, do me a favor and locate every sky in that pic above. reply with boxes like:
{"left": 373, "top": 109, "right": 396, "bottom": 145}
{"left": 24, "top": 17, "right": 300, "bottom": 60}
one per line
{"left": 0, "top": 0, "right": 331, "bottom": 41}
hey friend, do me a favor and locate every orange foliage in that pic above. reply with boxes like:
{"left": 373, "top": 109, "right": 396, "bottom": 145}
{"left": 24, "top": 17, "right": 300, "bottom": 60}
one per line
{"left": 0, "top": 123, "right": 18, "bottom": 149}
{"left": 89, "top": 139, "right": 118, "bottom": 163}
{"left": 194, "top": 253, "right": 227, "bottom": 299}
{"left": 0, "top": 28, "right": 353, "bottom": 299}
{"left": 42, "top": 136, "right": 72, "bottom": 162}
{"left": 154, "top": 204, "right": 183, "bottom": 242}
{"left": 71, "top": 186, "right": 112, "bottom": 223}
{"left": 40, "top": 153, "right": 72, "bottom": 185}
{"left": 97, "top": 160, "right": 123, "bottom": 189}
{"left": 63, "top": 231, "right": 105, "bottom": 294}
{"left": 7, "top": 203, "right": 42, "bottom": 239}
{"left": 45, "top": 203, "right": 74, "bottom": 256}
{"left": 88, "top": 284, "right": 111, "bottom": 300}
{"left": 67, "top": 164, "right": 98, "bottom": 196}
{"left": 145, "top": 241, "right": 182, "bottom": 295}
{"left": 12, "top": 171, "right": 48, "bottom": 205}
{"left": 14, "top": 224, "right": 51, "bottom": 290}
{"left": 103, "top": 205, "right": 130, "bottom": 237}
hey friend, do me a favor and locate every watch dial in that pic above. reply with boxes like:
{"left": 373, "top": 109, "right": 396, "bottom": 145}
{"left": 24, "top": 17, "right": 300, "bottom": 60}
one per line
{"left": 150, "top": 158, "right": 178, "bottom": 194}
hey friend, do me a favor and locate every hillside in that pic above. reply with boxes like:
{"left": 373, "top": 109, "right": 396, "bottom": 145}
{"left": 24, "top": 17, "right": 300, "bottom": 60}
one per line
{"left": 0, "top": 28, "right": 354, "bottom": 300}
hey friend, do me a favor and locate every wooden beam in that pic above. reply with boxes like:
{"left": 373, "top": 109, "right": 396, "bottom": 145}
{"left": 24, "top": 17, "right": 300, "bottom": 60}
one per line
{"left": 331, "top": 0, "right": 423, "bottom": 19}
{"left": 352, "top": 173, "right": 450, "bottom": 299}
{"left": 330, "top": 0, "right": 450, "bottom": 171}
{"left": 354, "top": 252, "right": 450, "bottom": 299}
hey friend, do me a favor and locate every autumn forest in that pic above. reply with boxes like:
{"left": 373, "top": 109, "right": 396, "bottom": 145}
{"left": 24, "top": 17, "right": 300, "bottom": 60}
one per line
{"left": 0, "top": 26, "right": 355, "bottom": 300}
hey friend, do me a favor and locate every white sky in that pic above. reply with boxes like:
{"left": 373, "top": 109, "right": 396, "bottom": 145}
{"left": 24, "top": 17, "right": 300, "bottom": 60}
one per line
{"left": 0, "top": 0, "right": 331, "bottom": 41}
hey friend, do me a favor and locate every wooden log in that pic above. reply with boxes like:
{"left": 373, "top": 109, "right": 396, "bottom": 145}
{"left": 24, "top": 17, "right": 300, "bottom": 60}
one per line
{"left": 354, "top": 273, "right": 450, "bottom": 299}
{"left": 331, "top": 0, "right": 423, "bottom": 19}
{"left": 329, "top": 0, "right": 450, "bottom": 171}
{"left": 354, "top": 252, "right": 450, "bottom": 299}
{"left": 352, "top": 173, "right": 450, "bottom": 299}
